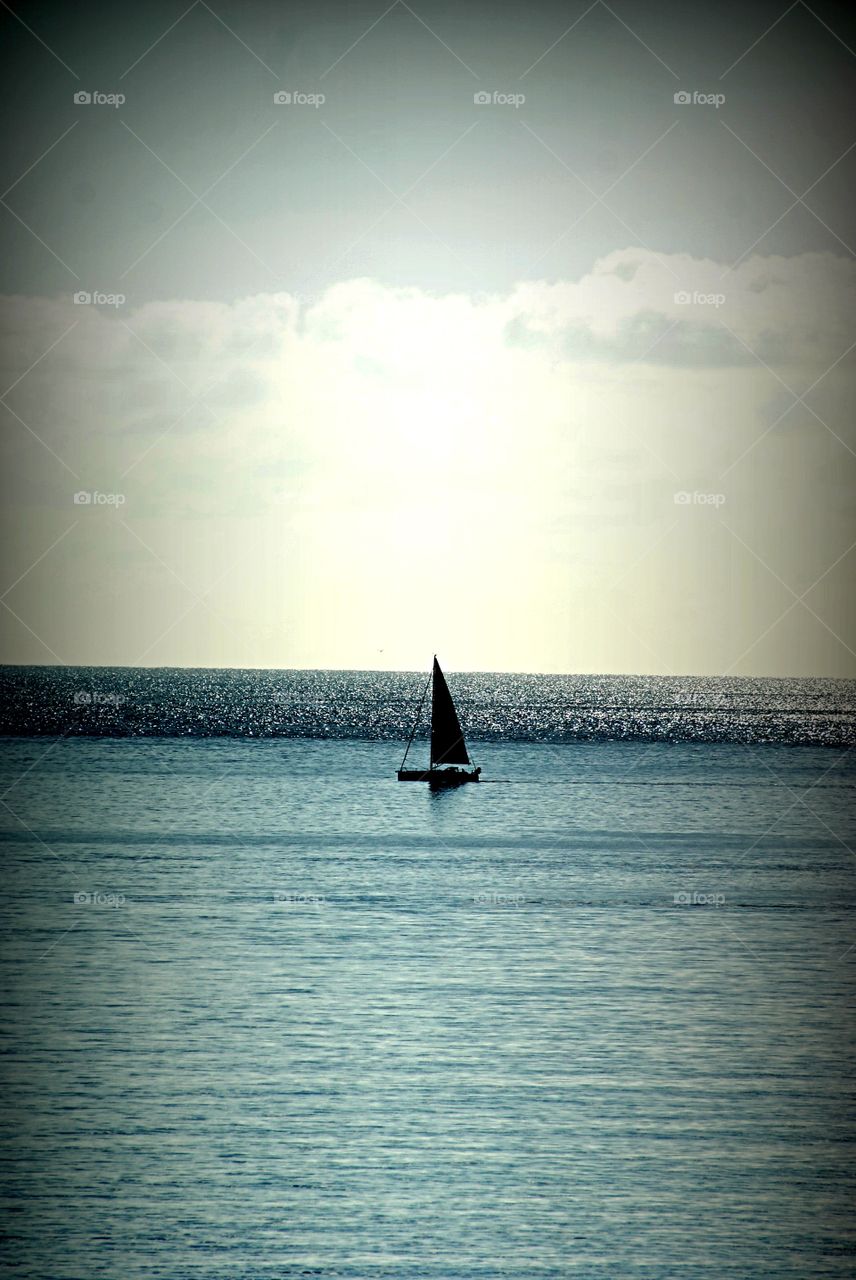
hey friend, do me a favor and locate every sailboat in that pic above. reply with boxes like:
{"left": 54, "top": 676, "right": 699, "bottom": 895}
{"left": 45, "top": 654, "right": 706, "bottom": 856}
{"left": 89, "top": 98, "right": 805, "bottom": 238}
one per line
{"left": 397, "top": 657, "right": 481, "bottom": 786}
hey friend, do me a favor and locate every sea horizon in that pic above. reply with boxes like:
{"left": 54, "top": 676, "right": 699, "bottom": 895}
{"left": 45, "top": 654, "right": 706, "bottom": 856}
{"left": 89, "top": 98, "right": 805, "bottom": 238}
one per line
{"left": 2, "top": 666, "right": 855, "bottom": 745}
{"left": 6, "top": 661, "right": 856, "bottom": 679}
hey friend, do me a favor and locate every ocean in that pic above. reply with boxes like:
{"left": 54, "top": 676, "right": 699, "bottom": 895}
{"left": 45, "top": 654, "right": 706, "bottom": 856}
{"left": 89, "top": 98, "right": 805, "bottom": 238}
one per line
{"left": 1, "top": 666, "right": 855, "bottom": 745}
{"left": 1, "top": 669, "right": 855, "bottom": 1278}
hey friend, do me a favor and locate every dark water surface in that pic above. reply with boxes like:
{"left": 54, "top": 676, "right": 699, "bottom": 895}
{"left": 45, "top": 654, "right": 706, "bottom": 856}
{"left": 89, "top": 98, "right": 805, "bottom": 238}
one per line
{"left": 1, "top": 676, "right": 855, "bottom": 1276}
{"left": 1, "top": 666, "right": 854, "bottom": 744}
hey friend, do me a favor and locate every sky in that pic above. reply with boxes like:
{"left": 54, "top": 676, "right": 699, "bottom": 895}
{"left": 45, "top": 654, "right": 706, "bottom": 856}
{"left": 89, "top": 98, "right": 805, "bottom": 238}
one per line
{"left": 0, "top": 0, "right": 854, "bottom": 675}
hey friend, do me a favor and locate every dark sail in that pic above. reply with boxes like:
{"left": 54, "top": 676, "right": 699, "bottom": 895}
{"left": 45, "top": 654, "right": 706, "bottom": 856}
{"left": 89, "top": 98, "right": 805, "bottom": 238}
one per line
{"left": 430, "top": 657, "right": 470, "bottom": 766}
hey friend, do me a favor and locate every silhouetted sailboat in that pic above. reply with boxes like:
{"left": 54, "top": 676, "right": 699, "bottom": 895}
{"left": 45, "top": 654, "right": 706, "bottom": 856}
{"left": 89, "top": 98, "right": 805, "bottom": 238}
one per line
{"left": 397, "top": 657, "right": 481, "bottom": 786}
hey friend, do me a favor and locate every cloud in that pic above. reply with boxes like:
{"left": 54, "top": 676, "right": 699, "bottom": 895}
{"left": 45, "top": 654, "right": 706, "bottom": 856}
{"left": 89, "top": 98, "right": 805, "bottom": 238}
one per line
{"left": 503, "top": 250, "right": 856, "bottom": 366}
{"left": 0, "top": 247, "right": 852, "bottom": 523}
{"left": 1, "top": 249, "right": 851, "bottom": 488}
{"left": 1, "top": 248, "right": 853, "bottom": 673}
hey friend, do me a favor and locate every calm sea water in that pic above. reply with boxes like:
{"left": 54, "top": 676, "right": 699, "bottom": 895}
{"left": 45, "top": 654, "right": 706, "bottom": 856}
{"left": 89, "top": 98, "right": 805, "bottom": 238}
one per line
{"left": 2, "top": 666, "right": 855, "bottom": 744}
{"left": 1, "top": 671, "right": 855, "bottom": 1277}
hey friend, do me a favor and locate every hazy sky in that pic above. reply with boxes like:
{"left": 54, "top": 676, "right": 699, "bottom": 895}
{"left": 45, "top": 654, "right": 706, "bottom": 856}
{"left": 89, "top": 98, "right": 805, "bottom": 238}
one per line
{"left": 1, "top": 0, "right": 854, "bottom": 674}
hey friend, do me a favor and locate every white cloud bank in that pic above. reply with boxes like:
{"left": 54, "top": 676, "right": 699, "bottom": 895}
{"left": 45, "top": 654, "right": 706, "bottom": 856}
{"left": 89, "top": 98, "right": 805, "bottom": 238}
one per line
{"left": 1, "top": 248, "right": 854, "bottom": 674}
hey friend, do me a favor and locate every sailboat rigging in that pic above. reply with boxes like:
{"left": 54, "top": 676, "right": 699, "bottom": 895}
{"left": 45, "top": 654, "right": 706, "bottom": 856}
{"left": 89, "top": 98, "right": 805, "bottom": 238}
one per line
{"left": 397, "top": 657, "right": 481, "bottom": 786}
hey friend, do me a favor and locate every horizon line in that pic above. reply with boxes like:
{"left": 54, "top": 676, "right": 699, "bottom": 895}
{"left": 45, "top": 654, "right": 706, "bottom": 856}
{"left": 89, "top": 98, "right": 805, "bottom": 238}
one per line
{"left": 0, "top": 660, "right": 851, "bottom": 682}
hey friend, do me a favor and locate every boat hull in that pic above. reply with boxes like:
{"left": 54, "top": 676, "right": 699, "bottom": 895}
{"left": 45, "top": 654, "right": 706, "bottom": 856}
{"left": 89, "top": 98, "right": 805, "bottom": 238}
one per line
{"left": 397, "top": 768, "right": 480, "bottom": 787}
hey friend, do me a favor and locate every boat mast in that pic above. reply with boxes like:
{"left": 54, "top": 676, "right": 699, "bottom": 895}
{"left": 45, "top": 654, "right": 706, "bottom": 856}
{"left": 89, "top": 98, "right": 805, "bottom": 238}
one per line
{"left": 399, "top": 664, "right": 433, "bottom": 771}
